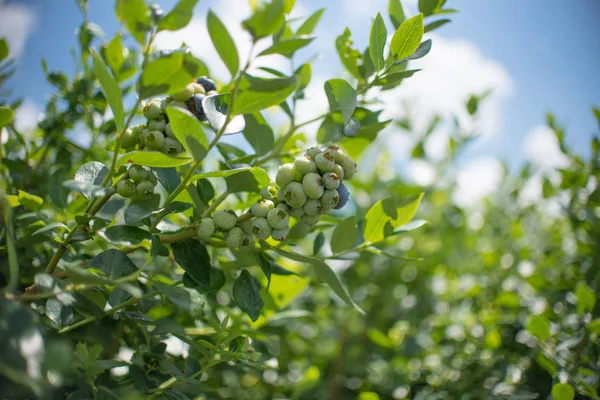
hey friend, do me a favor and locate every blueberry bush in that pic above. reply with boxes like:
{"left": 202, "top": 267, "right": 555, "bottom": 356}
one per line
{"left": 1, "top": 0, "right": 599, "bottom": 399}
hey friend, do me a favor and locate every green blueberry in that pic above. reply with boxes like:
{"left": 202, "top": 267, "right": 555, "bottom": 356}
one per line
{"left": 288, "top": 206, "right": 305, "bottom": 218}
{"left": 214, "top": 210, "right": 237, "bottom": 230}
{"left": 131, "top": 124, "right": 145, "bottom": 136}
{"left": 284, "top": 182, "right": 307, "bottom": 209}
{"left": 302, "top": 173, "right": 325, "bottom": 200}
{"left": 240, "top": 232, "right": 254, "bottom": 247}
{"left": 267, "top": 208, "right": 289, "bottom": 230}
{"left": 239, "top": 219, "right": 254, "bottom": 235}
{"left": 276, "top": 202, "right": 290, "bottom": 212}
{"left": 138, "top": 129, "right": 150, "bottom": 146}
{"left": 294, "top": 155, "right": 317, "bottom": 175}
{"left": 271, "top": 227, "right": 289, "bottom": 241}
{"left": 305, "top": 147, "right": 322, "bottom": 159}
{"left": 225, "top": 227, "right": 243, "bottom": 249}
{"left": 160, "top": 98, "right": 170, "bottom": 114}
{"left": 117, "top": 179, "right": 135, "bottom": 198}
{"left": 146, "top": 170, "right": 158, "bottom": 186}
{"left": 171, "top": 83, "right": 195, "bottom": 102}
{"left": 321, "top": 189, "right": 340, "bottom": 211}
{"left": 191, "top": 82, "right": 206, "bottom": 94}
{"left": 276, "top": 163, "right": 296, "bottom": 188}
{"left": 324, "top": 145, "right": 345, "bottom": 163}
{"left": 276, "top": 189, "right": 286, "bottom": 202}
{"left": 303, "top": 199, "right": 322, "bottom": 216}
{"left": 169, "top": 100, "right": 187, "bottom": 110}
{"left": 197, "top": 217, "right": 216, "bottom": 239}
{"left": 143, "top": 100, "right": 162, "bottom": 120}
{"left": 165, "top": 122, "right": 176, "bottom": 138}
{"left": 148, "top": 120, "right": 166, "bottom": 132}
{"left": 145, "top": 130, "right": 166, "bottom": 150}
{"left": 135, "top": 180, "right": 154, "bottom": 200}
{"left": 340, "top": 155, "right": 357, "bottom": 180}
{"left": 333, "top": 163, "right": 345, "bottom": 180}
{"left": 129, "top": 165, "right": 147, "bottom": 182}
{"left": 261, "top": 185, "right": 278, "bottom": 201}
{"left": 314, "top": 152, "right": 335, "bottom": 173}
{"left": 252, "top": 217, "right": 272, "bottom": 240}
{"left": 161, "top": 137, "right": 183, "bottom": 155}
{"left": 302, "top": 214, "right": 321, "bottom": 226}
{"left": 322, "top": 172, "right": 341, "bottom": 190}
{"left": 251, "top": 199, "right": 274, "bottom": 218}
{"left": 121, "top": 128, "right": 137, "bottom": 150}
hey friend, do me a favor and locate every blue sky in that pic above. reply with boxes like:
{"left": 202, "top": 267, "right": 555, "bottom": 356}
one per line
{"left": 1, "top": 0, "right": 599, "bottom": 194}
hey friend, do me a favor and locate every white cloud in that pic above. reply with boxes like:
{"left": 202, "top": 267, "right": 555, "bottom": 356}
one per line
{"left": 453, "top": 157, "right": 503, "bottom": 208}
{"left": 0, "top": 0, "right": 37, "bottom": 60}
{"left": 522, "top": 125, "right": 569, "bottom": 170}
{"left": 14, "top": 98, "right": 42, "bottom": 133}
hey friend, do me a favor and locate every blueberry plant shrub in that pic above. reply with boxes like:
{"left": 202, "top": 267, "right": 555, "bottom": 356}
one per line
{"left": 0, "top": 0, "right": 435, "bottom": 398}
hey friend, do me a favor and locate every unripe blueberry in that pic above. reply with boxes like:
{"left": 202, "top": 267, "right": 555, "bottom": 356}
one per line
{"left": 276, "top": 202, "right": 290, "bottom": 212}
{"left": 146, "top": 170, "right": 158, "bottom": 186}
{"left": 322, "top": 172, "right": 341, "bottom": 190}
{"left": 129, "top": 165, "right": 147, "bottom": 182}
{"left": 213, "top": 210, "right": 237, "bottom": 230}
{"left": 261, "top": 185, "right": 278, "bottom": 201}
{"left": 305, "top": 147, "right": 321, "bottom": 159}
{"left": 303, "top": 199, "right": 322, "bottom": 216}
{"left": 187, "top": 94, "right": 206, "bottom": 121}
{"left": 160, "top": 98, "right": 169, "bottom": 114}
{"left": 138, "top": 129, "right": 150, "bottom": 146}
{"left": 314, "top": 152, "right": 335, "bottom": 172}
{"left": 121, "top": 128, "right": 137, "bottom": 150}
{"left": 302, "top": 214, "right": 321, "bottom": 226}
{"left": 143, "top": 100, "right": 162, "bottom": 120}
{"left": 135, "top": 180, "right": 154, "bottom": 200}
{"left": 283, "top": 182, "right": 307, "bottom": 209}
{"left": 271, "top": 227, "right": 289, "bottom": 241}
{"left": 171, "top": 83, "right": 195, "bottom": 102}
{"left": 169, "top": 100, "right": 187, "bottom": 110}
{"left": 239, "top": 219, "right": 254, "bottom": 235}
{"left": 302, "top": 173, "right": 325, "bottom": 200}
{"left": 251, "top": 199, "right": 274, "bottom": 218}
{"left": 252, "top": 217, "right": 272, "bottom": 240}
{"left": 191, "top": 82, "right": 206, "bottom": 94}
{"left": 225, "top": 227, "right": 243, "bottom": 249}
{"left": 276, "top": 189, "right": 286, "bottom": 202}
{"left": 145, "top": 130, "right": 166, "bottom": 150}
{"left": 197, "top": 76, "right": 217, "bottom": 92}
{"left": 332, "top": 163, "right": 345, "bottom": 180}
{"left": 334, "top": 183, "right": 350, "bottom": 210}
{"left": 288, "top": 206, "right": 305, "bottom": 218}
{"left": 197, "top": 217, "right": 216, "bottom": 239}
{"left": 117, "top": 179, "right": 135, "bottom": 198}
{"left": 294, "top": 156, "right": 317, "bottom": 175}
{"left": 339, "top": 155, "right": 357, "bottom": 180}
{"left": 165, "top": 122, "right": 176, "bottom": 138}
{"left": 267, "top": 208, "right": 289, "bottom": 230}
{"left": 161, "top": 137, "right": 183, "bottom": 155}
{"left": 321, "top": 189, "right": 340, "bottom": 211}
{"left": 131, "top": 124, "right": 145, "bottom": 137}
{"left": 240, "top": 232, "right": 254, "bottom": 247}
{"left": 148, "top": 120, "right": 166, "bottom": 132}
{"left": 276, "top": 163, "right": 296, "bottom": 188}
{"left": 324, "top": 145, "right": 345, "bottom": 163}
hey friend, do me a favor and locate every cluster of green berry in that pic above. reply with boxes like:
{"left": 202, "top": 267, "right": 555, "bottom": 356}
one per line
{"left": 194, "top": 145, "right": 354, "bottom": 249}
{"left": 119, "top": 77, "right": 218, "bottom": 155}
{"left": 116, "top": 165, "right": 158, "bottom": 201}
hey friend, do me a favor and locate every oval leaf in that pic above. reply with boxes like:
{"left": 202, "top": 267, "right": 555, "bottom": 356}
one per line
{"left": 369, "top": 13, "right": 387, "bottom": 71}
{"left": 233, "top": 270, "right": 264, "bottom": 322}
{"left": 91, "top": 49, "right": 124, "bottom": 132}
{"left": 324, "top": 79, "right": 357, "bottom": 125}
{"left": 171, "top": 239, "right": 212, "bottom": 288}
{"left": 390, "top": 14, "right": 424, "bottom": 60}
{"left": 207, "top": 10, "right": 239, "bottom": 77}
{"left": 118, "top": 151, "right": 192, "bottom": 167}
{"left": 331, "top": 216, "right": 358, "bottom": 254}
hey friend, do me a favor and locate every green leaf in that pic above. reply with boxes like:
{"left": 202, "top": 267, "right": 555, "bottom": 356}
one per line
{"left": 233, "top": 74, "right": 298, "bottom": 115}
{"left": 153, "top": 168, "right": 181, "bottom": 194}
{"left": 388, "top": 0, "right": 406, "bottom": 29}
{"left": 363, "top": 194, "right": 424, "bottom": 244}
{"left": 331, "top": 216, "right": 358, "bottom": 254}
{"left": 17, "top": 190, "right": 43, "bottom": 211}
{"left": 166, "top": 106, "right": 209, "bottom": 161}
{"left": 225, "top": 167, "right": 270, "bottom": 193}
{"left": 171, "top": 239, "right": 212, "bottom": 289}
{"left": 258, "top": 37, "right": 314, "bottom": 58}
{"left": 0, "top": 106, "right": 14, "bottom": 127}
{"left": 123, "top": 195, "right": 160, "bottom": 225}
{"left": 161, "top": 201, "right": 193, "bottom": 217}
{"left": 157, "top": 283, "right": 203, "bottom": 316}
{"left": 233, "top": 270, "right": 264, "bottom": 322}
{"left": 63, "top": 263, "right": 111, "bottom": 285}
{"left": 297, "top": 8, "right": 324, "bottom": 35}
{"left": 45, "top": 298, "right": 74, "bottom": 329}
{"left": 295, "top": 63, "right": 312, "bottom": 90}
{"left": 0, "top": 38, "right": 8, "bottom": 62}
{"left": 115, "top": 0, "right": 151, "bottom": 45}
{"left": 258, "top": 254, "right": 272, "bottom": 291}
{"left": 324, "top": 79, "right": 357, "bottom": 125}
{"left": 424, "top": 18, "right": 450, "bottom": 33}
{"left": 551, "top": 383, "right": 574, "bottom": 400}
{"left": 527, "top": 315, "right": 551, "bottom": 341}
{"left": 587, "top": 318, "right": 600, "bottom": 334}
{"left": 575, "top": 282, "right": 596, "bottom": 314}
{"left": 118, "top": 151, "right": 192, "bottom": 168}
{"left": 335, "top": 28, "right": 361, "bottom": 79}
{"left": 367, "top": 328, "right": 394, "bottom": 349}
{"left": 313, "top": 232, "right": 325, "bottom": 256}
{"left": 139, "top": 49, "right": 206, "bottom": 98}
{"left": 32, "top": 222, "right": 69, "bottom": 236}
{"left": 189, "top": 167, "right": 255, "bottom": 183}
{"left": 242, "top": 0, "right": 285, "bottom": 40}
{"left": 158, "top": 0, "right": 199, "bottom": 31}
{"left": 243, "top": 112, "right": 274, "bottom": 155}
{"left": 104, "top": 225, "right": 151, "bottom": 245}
{"left": 102, "top": 33, "right": 125, "bottom": 76}
{"left": 89, "top": 249, "right": 137, "bottom": 279}
{"left": 369, "top": 13, "right": 387, "bottom": 71}
{"left": 419, "top": 0, "right": 443, "bottom": 16}
{"left": 399, "top": 38, "right": 432, "bottom": 62}
{"left": 92, "top": 49, "right": 124, "bottom": 132}
{"left": 207, "top": 10, "right": 239, "bottom": 77}
{"left": 390, "top": 14, "right": 424, "bottom": 60}
{"left": 75, "top": 161, "right": 109, "bottom": 186}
